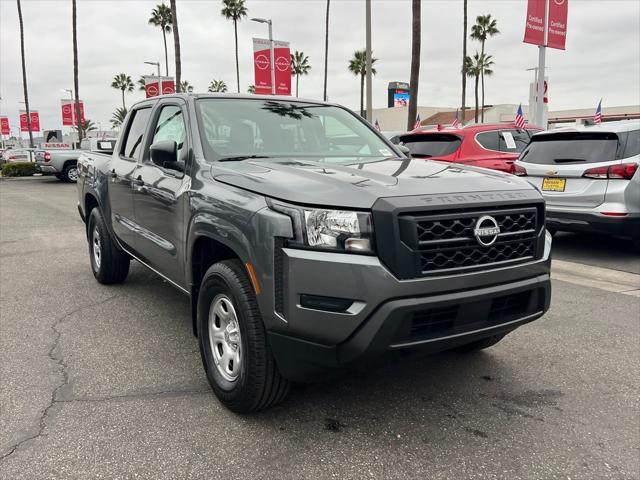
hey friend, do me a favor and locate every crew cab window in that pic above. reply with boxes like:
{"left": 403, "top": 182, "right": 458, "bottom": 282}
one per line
{"left": 151, "top": 105, "right": 186, "bottom": 161}
{"left": 121, "top": 108, "right": 152, "bottom": 160}
{"left": 196, "top": 99, "right": 393, "bottom": 162}
{"left": 399, "top": 133, "right": 461, "bottom": 157}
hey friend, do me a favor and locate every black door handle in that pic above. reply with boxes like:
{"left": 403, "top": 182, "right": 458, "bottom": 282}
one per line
{"left": 132, "top": 176, "right": 144, "bottom": 186}
{"left": 110, "top": 169, "right": 117, "bottom": 179}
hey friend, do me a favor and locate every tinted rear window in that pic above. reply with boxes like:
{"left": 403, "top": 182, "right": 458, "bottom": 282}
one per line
{"left": 623, "top": 130, "right": 639, "bottom": 158}
{"left": 399, "top": 133, "right": 461, "bottom": 157}
{"left": 519, "top": 132, "right": 620, "bottom": 165}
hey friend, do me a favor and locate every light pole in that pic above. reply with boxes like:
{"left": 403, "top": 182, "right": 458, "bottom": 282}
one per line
{"left": 365, "top": 0, "right": 372, "bottom": 122}
{"left": 251, "top": 17, "right": 275, "bottom": 95}
{"left": 144, "top": 61, "right": 161, "bottom": 78}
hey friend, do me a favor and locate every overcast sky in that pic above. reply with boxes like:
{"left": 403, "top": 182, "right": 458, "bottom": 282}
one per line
{"left": 1, "top": 0, "right": 639, "bottom": 134}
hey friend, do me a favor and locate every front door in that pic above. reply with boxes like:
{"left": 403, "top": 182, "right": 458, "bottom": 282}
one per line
{"left": 109, "top": 107, "right": 152, "bottom": 250}
{"left": 132, "top": 102, "right": 190, "bottom": 287}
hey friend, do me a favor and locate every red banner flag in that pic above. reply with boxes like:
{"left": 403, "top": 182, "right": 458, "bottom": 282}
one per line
{"left": 253, "top": 38, "right": 291, "bottom": 96}
{"left": 0, "top": 117, "right": 10, "bottom": 136}
{"left": 523, "top": 0, "right": 546, "bottom": 46}
{"left": 19, "top": 110, "right": 40, "bottom": 132}
{"left": 144, "top": 76, "right": 160, "bottom": 98}
{"left": 61, "top": 100, "right": 74, "bottom": 126}
{"left": 161, "top": 78, "right": 175, "bottom": 95}
{"left": 547, "top": 0, "right": 568, "bottom": 50}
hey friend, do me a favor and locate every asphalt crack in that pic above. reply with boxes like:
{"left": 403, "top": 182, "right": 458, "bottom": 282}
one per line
{"left": 0, "top": 294, "right": 119, "bottom": 462}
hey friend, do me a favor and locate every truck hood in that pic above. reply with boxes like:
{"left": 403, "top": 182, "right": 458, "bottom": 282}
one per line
{"left": 211, "top": 157, "right": 536, "bottom": 209}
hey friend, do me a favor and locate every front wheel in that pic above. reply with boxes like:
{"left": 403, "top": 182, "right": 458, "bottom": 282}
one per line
{"left": 87, "top": 208, "right": 130, "bottom": 284}
{"left": 197, "top": 260, "right": 289, "bottom": 412}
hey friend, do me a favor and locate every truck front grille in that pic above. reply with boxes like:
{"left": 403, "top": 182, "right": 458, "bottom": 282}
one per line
{"left": 397, "top": 205, "right": 543, "bottom": 277}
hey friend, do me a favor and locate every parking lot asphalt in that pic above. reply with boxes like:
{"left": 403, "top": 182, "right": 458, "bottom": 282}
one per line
{"left": 1, "top": 176, "right": 639, "bottom": 480}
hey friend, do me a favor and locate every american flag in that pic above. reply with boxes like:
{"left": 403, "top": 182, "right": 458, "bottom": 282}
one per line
{"left": 514, "top": 104, "right": 526, "bottom": 129}
{"left": 374, "top": 119, "right": 381, "bottom": 131}
{"left": 594, "top": 100, "right": 602, "bottom": 125}
{"left": 413, "top": 114, "right": 421, "bottom": 130}
{"left": 451, "top": 109, "right": 461, "bottom": 128}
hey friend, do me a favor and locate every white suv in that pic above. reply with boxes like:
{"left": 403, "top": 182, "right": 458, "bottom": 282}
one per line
{"left": 515, "top": 120, "right": 640, "bottom": 249}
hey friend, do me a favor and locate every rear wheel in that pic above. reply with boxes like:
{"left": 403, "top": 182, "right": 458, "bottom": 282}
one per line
{"left": 87, "top": 208, "right": 129, "bottom": 284}
{"left": 197, "top": 260, "right": 289, "bottom": 412}
{"left": 453, "top": 334, "right": 506, "bottom": 353}
{"left": 62, "top": 163, "right": 78, "bottom": 183}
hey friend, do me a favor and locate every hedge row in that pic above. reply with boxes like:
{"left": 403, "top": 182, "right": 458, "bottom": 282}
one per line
{"left": 1, "top": 162, "right": 38, "bottom": 177}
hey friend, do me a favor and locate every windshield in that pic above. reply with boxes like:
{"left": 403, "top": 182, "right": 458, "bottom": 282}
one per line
{"left": 399, "top": 133, "right": 461, "bottom": 157}
{"left": 520, "top": 132, "right": 621, "bottom": 165}
{"left": 195, "top": 99, "right": 396, "bottom": 162}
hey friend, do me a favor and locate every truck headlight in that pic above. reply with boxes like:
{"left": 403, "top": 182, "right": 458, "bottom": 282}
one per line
{"left": 268, "top": 200, "right": 374, "bottom": 254}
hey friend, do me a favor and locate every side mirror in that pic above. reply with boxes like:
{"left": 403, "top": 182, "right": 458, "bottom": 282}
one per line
{"left": 150, "top": 140, "right": 178, "bottom": 168}
{"left": 397, "top": 145, "right": 412, "bottom": 158}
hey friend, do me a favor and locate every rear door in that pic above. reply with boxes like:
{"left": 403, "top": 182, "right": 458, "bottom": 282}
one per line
{"left": 109, "top": 106, "right": 152, "bottom": 250}
{"left": 518, "top": 131, "right": 621, "bottom": 208}
{"left": 131, "top": 101, "right": 190, "bottom": 286}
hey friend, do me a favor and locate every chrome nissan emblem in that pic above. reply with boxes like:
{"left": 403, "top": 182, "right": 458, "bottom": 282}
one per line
{"left": 474, "top": 215, "right": 501, "bottom": 247}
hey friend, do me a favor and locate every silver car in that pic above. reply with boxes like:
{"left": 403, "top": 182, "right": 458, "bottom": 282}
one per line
{"left": 515, "top": 120, "right": 640, "bottom": 248}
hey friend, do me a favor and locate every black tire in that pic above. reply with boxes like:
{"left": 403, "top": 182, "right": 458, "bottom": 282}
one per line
{"left": 62, "top": 163, "right": 78, "bottom": 183}
{"left": 453, "top": 334, "right": 506, "bottom": 353}
{"left": 87, "top": 208, "right": 130, "bottom": 284}
{"left": 197, "top": 259, "right": 289, "bottom": 412}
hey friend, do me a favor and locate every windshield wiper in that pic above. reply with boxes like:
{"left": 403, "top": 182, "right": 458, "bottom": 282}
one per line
{"left": 553, "top": 158, "right": 586, "bottom": 163}
{"left": 218, "top": 155, "right": 271, "bottom": 162}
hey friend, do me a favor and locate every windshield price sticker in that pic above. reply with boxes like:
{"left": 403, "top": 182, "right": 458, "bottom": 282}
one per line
{"left": 502, "top": 132, "right": 517, "bottom": 150}
{"left": 379, "top": 149, "right": 392, "bottom": 156}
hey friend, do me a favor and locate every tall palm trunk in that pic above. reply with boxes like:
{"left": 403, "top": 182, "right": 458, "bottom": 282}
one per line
{"left": 121, "top": 89, "right": 125, "bottom": 109}
{"left": 296, "top": 74, "right": 299, "bottom": 97}
{"left": 474, "top": 74, "right": 479, "bottom": 122}
{"left": 480, "top": 40, "right": 485, "bottom": 122}
{"left": 162, "top": 30, "right": 169, "bottom": 76}
{"left": 359, "top": 73, "right": 365, "bottom": 117}
{"left": 17, "top": 0, "right": 33, "bottom": 148}
{"left": 170, "top": 0, "right": 181, "bottom": 92}
{"left": 461, "top": 0, "right": 467, "bottom": 124}
{"left": 234, "top": 19, "right": 240, "bottom": 93}
{"left": 72, "top": 0, "right": 82, "bottom": 144}
{"left": 407, "top": 0, "right": 421, "bottom": 131}
{"left": 323, "top": 0, "right": 330, "bottom": 101}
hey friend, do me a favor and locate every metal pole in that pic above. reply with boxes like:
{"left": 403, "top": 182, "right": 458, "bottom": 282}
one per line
{"left": 535, "top": 0, "right": 549, "bottom": 128}
{"left": 365, "top": 0, "right": 372, "bottom": 122}
{"left": 268, "top": 21, "right": 275, "bottom": 95}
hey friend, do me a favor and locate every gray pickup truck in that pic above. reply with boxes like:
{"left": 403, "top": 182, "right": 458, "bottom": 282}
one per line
{"left": 77, "top": 94, "right": 552, "bottom": 412}
{"left": 36, "top": 138, "right": 116, "bottom": 182}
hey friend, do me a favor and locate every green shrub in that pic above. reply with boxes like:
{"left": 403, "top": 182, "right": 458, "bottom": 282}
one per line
{"left": 1, "top": 162, "right": 38, "bottom": 177}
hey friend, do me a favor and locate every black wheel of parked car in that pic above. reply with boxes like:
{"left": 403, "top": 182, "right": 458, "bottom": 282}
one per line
{"left": 87, "top": 208, "right": 130, "bottom": 284}
{"left": 62, "top": 163, "right": 78, "bottom": 183}
{"left": 197, "top": 260, "right": 290, "bottom": 412}
{"left": 453, "top": 334, "right": 506, "bottom": 352}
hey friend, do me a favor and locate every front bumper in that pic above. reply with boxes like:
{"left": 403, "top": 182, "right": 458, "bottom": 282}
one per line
{"left": 266, "top": 232, "right": 552, "bottom": 382}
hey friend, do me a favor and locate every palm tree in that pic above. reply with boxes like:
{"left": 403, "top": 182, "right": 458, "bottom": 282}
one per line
{"left": 137, "top": 76, "right": 147, "bottom": 92}
{"left": 470, "top": 14, "right": 499, "bottom": 121}
{"left": 72, "top": 118, "right": 97, "bottom": 138}
{"left": 16, "top": 0, "right": 33, "bottom": 148}
{"left": 72, "top": 0, "right": 83, "bottom": 145}
{"left": 290, "top": 51, "right": 311, "bottom": 97}
{"left": 111, "top": 74, "right": 134, "bottom": 109}
{"left": 111, "top": 107, "right": 128, "bottom": 129}
{"left": 465, "top": 53, "right": 494, "bottom": 123}
{"left": 148, "top": 3, "right": 173, "bottom": 76}
{"left": 247, "top": 85, "right": 256, "bottom": 94}
{"left": 407, "top": 0, "right": 421, "bottom": 131}
{"left": 323, "top": 0, "right": 330, "bottom": 101}
{"left": 170, "top": 0, "right": 181, "bottom": 91}
{"left": 348, "top": 50, "right": 377, "bottom": 117}
{"left": 180, "top": 80, "right": 194, "bottom": 93}
{"left": 208, "top": 79, "right": 228, "bottom": 93}
{"left": 221, "top": 0, "right": 248, "bottom": 93}
{"left": 461, "top": 0, "right": 468, "bottom": 124}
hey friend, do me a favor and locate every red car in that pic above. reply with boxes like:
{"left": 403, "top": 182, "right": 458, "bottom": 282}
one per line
{"left": 399, "top": 123, "right": 541, "bottom": 174}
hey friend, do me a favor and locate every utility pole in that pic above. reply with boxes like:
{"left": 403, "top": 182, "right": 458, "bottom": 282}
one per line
{"left": 535, "top": 0, "right": 549, "bottom": 128}
{"left": 365, "top": 0, "right": 372, "bottom": 122}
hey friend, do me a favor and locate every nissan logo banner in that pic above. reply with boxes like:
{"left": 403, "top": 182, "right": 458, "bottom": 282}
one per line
{"left": 252, "top": 38, "right": 291, "bottom": 96}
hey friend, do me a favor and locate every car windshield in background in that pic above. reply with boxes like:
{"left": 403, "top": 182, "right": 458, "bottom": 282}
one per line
{"left": 399, "top": 133, "right": 461, "bottom": 157}
{"left": 520, "top": 132, "right": 620, "bottom": 165}
{"left": 195, "top": 99, "right": 395, "bottom": 163}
